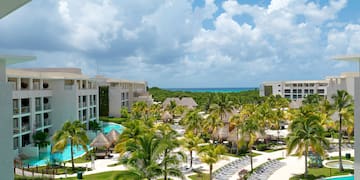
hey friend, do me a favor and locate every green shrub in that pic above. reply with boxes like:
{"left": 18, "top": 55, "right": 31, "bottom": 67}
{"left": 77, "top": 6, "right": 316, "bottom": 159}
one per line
{"left": 256, "top": 143, "right": 268, "bottom": 151}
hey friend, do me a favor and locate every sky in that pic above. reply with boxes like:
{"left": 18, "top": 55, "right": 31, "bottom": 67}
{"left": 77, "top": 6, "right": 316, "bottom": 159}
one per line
{"left": 1, "top": 0, "right": 360, "bottom": 88}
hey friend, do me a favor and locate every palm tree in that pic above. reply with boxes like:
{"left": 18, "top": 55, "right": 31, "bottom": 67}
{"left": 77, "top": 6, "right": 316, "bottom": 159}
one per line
{"left": 32, "top": 131, "right": 50, "bottom": 149}
{"left": 238, "top": 106, "right": 263, "bottom": 172}
{"left": 286, "top": 105, "right": 329, "bottom": 178}
{"left": 209, "top": 94, "right": 233, "bottom": 122}
{"left": 52, "top": 120, "right": 89, "bottom": 170}
{"left": 181, "top": 109, "right": 204, "bottom": 135}
{"left": 229, "top": 113, "right": 242, "bottom": 154}
{"left": 131, "top": 101, "right": 148, "bottom": 119}
{"left": 157, "top": 124, "right": 185, "bottom": 180}
{"left": 198, "top": 144, "right": 227, "bottom": 180}
{"left": 182, "top": 132, "right": 204, "bottom": 168}
{"left": 114, "top": 119, "right": 148, "bottom": 154}
{"left": 266, "top": 95, "right": 289, "bottom": 142}
{"left": 302, "top": 94, "right": 322, "bottom": 105}
{"left": 332, "top": 90, "right": 353, "bottom": 171}
{"left": 114, "top": 133, "right": 163, "bottom": 180}
{"left": 204, "top": 113, "right": 224, "bottom": 141}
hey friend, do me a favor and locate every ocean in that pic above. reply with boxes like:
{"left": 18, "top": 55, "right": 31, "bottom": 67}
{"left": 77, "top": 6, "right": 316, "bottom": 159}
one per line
{"left": 164, "top": 87, "right": 258, "bottom": 93}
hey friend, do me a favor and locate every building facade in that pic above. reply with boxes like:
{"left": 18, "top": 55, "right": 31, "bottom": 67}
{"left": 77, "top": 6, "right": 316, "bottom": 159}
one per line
{"left": 260, "top": 72, "right": 358, "bottom": 101}
{"left": 96, "top": 76, "right": 152, "bottom": 117}
{"left": 7, "top": 68, "right": 99, "bottom": 157}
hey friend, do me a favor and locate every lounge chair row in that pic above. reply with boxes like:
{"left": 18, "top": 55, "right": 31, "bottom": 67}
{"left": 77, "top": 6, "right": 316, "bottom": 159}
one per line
{"left": 247, "top": 160, "right": 285, "bottom": 180}
{"left": 213, "top": 156, "right": 251, "bottom": 180}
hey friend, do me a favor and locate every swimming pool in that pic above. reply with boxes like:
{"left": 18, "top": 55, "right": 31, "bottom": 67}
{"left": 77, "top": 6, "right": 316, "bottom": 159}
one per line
{"left": 326, "top": 175, "right": 354, "bottom": 180}
{"left": 22, "top": 122, "right": 123, "bottom": 167}
{"left": 103, "top": 122, "right": 123, "bottom": 134}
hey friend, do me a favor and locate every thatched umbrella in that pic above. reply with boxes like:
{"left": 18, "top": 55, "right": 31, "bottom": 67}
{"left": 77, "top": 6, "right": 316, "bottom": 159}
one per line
{"left": 90, "top": 132, "right": 111, "bottom": 148}
{"left": 106, "top": 129, "right": 120, "bottom": 145}
{"left": 161, "top": 111, "right": 173, "bottom": 122}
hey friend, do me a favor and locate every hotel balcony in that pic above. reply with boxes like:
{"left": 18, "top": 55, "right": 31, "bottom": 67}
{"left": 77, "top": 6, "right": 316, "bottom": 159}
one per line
{"left": 21, "top": 106, "right": 30, "bottom": 114}
{"left": 35, "top": 122, "right": 42, "bottom": 129}
{"left": 13, "top": 107, "right": 19, "bottom": 115}
{"left": 44, "top": 118, "right": 51, "bottom": 126}
{"left": 35, "top": 105, "right": 42, "bottom": 112}
{"left": 21, "top": 124, "right": 30, "bottom": 132}
{"left": 13, "top": 127, "right": 20, "bottom": 135}
{"left": 44, "top": 104, "right": 51, "bottom": 110}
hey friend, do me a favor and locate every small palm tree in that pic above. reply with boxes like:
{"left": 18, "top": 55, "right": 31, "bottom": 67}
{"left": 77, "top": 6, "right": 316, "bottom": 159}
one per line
{"left": 114, "top": 133, "right": 163, "bottom": 180}
{"left": 114, "top": 119, "right": 147, "bottom": 154}
{"left": 52, "top": 120, "right": 89, "bottom": 170}
{"left": 181, "top": 109, "right": 204, "bottom": 135}
{"left": 332, "top": 90, "right": 353, "bottom": 171}
{"left": 182, "top": 132, "right": 204, "bottom": 168}
{"left": 33, "top": 131, "right": 50, "bottom": 149}
{"left": 198, "top": 144, "right": 227, "bottom": 180}
{"left": 205, "top": 113, "right": 224, "bottom": 141}
{"left": 287, "top": 105, "right": 329, "bottom": 178}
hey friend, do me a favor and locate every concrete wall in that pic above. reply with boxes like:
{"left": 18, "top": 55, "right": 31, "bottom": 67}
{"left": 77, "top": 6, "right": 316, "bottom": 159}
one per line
{"left": 50, "top": 80, "right": 77, "bottom": 134}
{"left": 0, "top": 81, "right": 14, "bottom": 180}
{"left": 109, "top": 87, "right": 124, "bottom": 117}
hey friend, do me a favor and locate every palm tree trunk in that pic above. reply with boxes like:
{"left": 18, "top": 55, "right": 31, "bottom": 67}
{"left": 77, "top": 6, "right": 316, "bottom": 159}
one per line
{"left": 190, "top": 150, "right": 193, "bottom": 168}
{"left": 71, "top": 140, "right": 74, "bottom": 171}
{"left": 304, "top": 147, "right": 308, "bottom": 178}
{"left": 164, "top": 150, "right": 168, "bottom": 180}
{"left": 339, "top": 116, "right": 344, "bottom": 171}
{"left": 209, "top": 164, "right": 213, "bottom": 180}
{"left": 250, "top": 149, "right": 253, "bottom": 172}
{"left": 236, "top": 126, "right": 239, "bottom": 155}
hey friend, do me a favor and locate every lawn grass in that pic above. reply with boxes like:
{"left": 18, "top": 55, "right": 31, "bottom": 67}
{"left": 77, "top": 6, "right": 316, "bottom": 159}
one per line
{"left": 25, "top": 166, "right": 89, "bottom": 175}
{"left": 329, "top": 156, "right": 354, "bottom": 162}
{"left": 99, "top": 117, "right": 127, "bottom": 124}
{"left": 188, "top": 173, "right": 210, "bottom": 180}
{"left": 224, "top": 152, "right": 261, "bottom": 158}
{"left": 59, "top": 171, "right": 128, "bottom": 180}
{"left": 289, "top": 168, "right": 353, "bottom": 180}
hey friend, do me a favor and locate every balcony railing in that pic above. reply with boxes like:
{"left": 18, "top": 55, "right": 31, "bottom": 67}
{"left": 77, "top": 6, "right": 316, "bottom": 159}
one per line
{"left": 83, "top": 102, "right": 87, "bottom": 107}
{"left": 35, "top": 105, "right": 42, "bottom": 111}
{"left": 13, "top": 127, "right": 20, "bottom": 135}
{"left": 44, "top": 104, "right": 51, "bottom": 110}
{"left": 13, "top": 108, "right": 19, "bottom": 115}
{"left": 44, "top": 119, "right": 51, "bottom": 126}
{"left": 21, "top": 124, "right": 30, "bottom": 132}
{"left": 21, "top": 106, "right": 30, "bottom": 113}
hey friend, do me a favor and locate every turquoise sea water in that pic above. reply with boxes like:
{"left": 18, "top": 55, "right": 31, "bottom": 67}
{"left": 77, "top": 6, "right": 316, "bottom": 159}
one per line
{"left": 22, "top": 123, "right": 123, "bottom": 167}
{"left": 326, "top": 175, "right": 354, "bottom": 180}
{"left": 165, "top": 87, "right": 257, "bottom": 93}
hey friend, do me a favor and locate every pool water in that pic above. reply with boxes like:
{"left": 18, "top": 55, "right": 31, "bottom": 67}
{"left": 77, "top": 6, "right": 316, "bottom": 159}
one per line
{"left": 103, "top": 123, "right": 123, "bottom": 134}
{"left": 326, "top": 175, "right": 354, "bottom": 180}
{"left": 22, "top": 123, "right": 123, "bottom": 167}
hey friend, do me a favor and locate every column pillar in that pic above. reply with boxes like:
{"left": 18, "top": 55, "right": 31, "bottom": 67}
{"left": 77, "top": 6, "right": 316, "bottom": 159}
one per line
{"left": 355, "top": 76, "right": 360, "bottom": 179}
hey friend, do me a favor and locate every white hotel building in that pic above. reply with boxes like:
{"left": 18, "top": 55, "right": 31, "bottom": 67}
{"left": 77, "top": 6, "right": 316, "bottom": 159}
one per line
{"left": 7, "top": 68, "right": 99, "bottom": 157}
{"left": 260, "top": 72, "right": 358, "bottom": 101}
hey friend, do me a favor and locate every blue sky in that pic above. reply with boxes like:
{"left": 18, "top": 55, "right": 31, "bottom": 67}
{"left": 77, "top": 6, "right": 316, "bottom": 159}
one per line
{"left": 1, "top": 0, "right": 360, "bottom": 88}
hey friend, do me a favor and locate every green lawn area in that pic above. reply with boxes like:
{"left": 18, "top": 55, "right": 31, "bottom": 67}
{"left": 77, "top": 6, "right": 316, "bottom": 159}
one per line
{"left": 329, "top": 156, "right": 354, "bottom": 162}
{"left": 188, "top": 173, "right": 210, "bottom": 180}
{"left": 289, "top": 168, "right": 353, "bottom": 180}
{"left": 59, "top": 171, "right": 126, "bottom": 180}
{"left": 100, "top": 117, "right": 127, "bottom": 124}
{"left": 25, "top": 166, "right": 89, "bottom": 175}
{"left": 224, "top": 152, "right": 261, "bottom": 158}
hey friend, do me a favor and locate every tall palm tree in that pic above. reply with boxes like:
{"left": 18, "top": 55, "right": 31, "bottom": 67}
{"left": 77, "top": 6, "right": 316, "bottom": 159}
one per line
{"left": 287, "top": 105, "right": 329, "bottom": 178}
{"left": 132, "top": 101, "right": 148, "bottom": 120}
{"left": 205, "top": 113, "right": 224, "bottom": 141}
{"left": 209, "top": 94, "right": 233, "bottom": 122}
{"left": 114, "top": 133, "right": 163, "bottom": 180}
{"left": 198, "top": 144, "right": 227, "bottom": 180}
{"left": 266, "top": 95, "right": 289, "bottom": 141}
{"left": 114, "top": 119, "right": 148, "bottom": 154}
{"left": 229, "top": 113, "right": 242, "bottom": 154}
{"left": 332, "top": 90, "right": 353, "bottom": 171}
{"left": 182, "top": 132, "right": 204, "bottom": 168}
{"left": 52, "top": 120, "right": 89, "bottom": 170}
{"left": 302, "top": 94, "right": 322, "bottom": 105}
{"left": 239, "top": 106, "right": 263, "bottom": 172}
{"left": 181, "top": 109, "right": 204, "bottom": 135}
{"left": 157, "top": 124, "right": 185, "bottom": 180}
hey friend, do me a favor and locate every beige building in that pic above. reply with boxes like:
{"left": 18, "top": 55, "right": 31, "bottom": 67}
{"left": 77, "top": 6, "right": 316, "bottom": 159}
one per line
{"left": 96, "top": 76, "right": 152, "bottom": 117}
{"left": 7, "top": 68, "right": 99, "bottom": 158}
{"left": 260, "top": 72, "right": 360, "bottom": 102}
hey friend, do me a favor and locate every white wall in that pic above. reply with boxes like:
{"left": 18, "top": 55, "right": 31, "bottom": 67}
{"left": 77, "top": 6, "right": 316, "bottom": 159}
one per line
{"left": 0, "top": 81, "right": 14, "bottom": 180}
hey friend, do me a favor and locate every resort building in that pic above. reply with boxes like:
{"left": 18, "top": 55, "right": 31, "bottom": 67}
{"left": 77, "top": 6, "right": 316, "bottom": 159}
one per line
{"left": 1, "top": 1, "right": 33, "bottom": 179}
{"left": 96, "top": 75, "right": 152, "bottom": 117}
{"left": 260, "top": 72, "right": 358, "bottom": 102}
{"left": 7, "top": 68, "right": 99, "bottom": 158}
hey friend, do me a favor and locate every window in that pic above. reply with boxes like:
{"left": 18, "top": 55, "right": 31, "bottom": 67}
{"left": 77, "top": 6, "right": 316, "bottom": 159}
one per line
{"left": 36, "top": 98, "right": 41, "bottom": 111}
{"left": 13, "top": 99, "right": 19, "bottom": 115}
{"left": 13, "top": 137, "right": 19, "bottom": 150}
{"left": 284, "top": 89, "right": 290, "bottom": 93}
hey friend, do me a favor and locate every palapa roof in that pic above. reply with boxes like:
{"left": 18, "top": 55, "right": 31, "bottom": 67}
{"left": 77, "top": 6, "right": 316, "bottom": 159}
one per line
{"left": 161, "top": 111, "right": 173, "bottom": 121}
{"left": 106, "top": 129, "right": 120, "bottom": 145}
{"left": 180, "top": 97, "right": 198, "bottom": 109}
{"left": 90, "top": 132, "right": 111, "bottom": 148}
